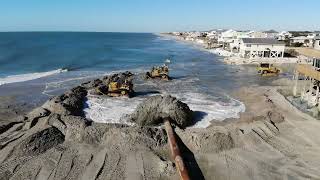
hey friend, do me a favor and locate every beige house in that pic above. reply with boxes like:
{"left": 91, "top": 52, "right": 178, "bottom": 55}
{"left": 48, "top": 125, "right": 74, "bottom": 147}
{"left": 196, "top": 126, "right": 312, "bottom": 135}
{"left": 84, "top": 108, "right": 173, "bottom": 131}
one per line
{"left": 239, "top": 38, "right": 285, "bottom": 58}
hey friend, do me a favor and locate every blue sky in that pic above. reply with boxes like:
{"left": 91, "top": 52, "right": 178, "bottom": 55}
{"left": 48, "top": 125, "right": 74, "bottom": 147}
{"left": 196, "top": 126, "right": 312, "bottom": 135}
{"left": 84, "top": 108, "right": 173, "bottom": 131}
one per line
{"left": 0, "top": 0, "right": 319, "bottom": 32}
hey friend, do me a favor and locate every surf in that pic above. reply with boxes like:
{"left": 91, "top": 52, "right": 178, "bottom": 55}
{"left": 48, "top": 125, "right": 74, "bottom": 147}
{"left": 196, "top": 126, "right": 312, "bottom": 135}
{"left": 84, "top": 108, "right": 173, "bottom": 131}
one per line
{"left": 0, "top": 68, "right": 68, "bottom": 86}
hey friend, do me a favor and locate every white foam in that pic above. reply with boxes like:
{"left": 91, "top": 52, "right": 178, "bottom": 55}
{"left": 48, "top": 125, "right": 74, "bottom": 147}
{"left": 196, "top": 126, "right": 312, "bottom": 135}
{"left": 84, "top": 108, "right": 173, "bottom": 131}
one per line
{"left": 0, "top": 69, "right": 67, "bottom": 86}
{"left": 172, "top": 92, "right": 245, "bottom": 128}
{"left": 84, "top": 95, "right": 145, "bottom": 125}
{"left": 42, "top": 75, "right": 101, "bottom": 96}
{"left": 207, "top": 48, "right": 235, "bottom": 57}
{"left": 84, "top": 91, "right": 245, "bottom": 128}
{"left": 83, "top": 75, "right": 245, "bottom": 128}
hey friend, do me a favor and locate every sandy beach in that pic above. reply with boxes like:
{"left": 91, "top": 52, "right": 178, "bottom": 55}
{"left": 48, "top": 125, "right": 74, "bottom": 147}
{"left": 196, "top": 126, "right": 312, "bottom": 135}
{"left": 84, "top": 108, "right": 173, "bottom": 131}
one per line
{"left": 0, "top": 0, "right": 319, "bottom": 179}
{"left": 1, "top": 68, "right": 320, "bottom": 179}
{"left": 0, "top": 33, "right": 320, "bottom": 180}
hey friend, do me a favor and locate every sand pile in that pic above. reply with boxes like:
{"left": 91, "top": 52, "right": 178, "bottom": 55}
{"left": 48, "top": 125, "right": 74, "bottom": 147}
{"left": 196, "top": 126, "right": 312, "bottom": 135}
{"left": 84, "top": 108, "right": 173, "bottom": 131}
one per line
{"left": 0, "top": 81, "right": 178, "bottom": 180}
{"left": 131, "top": 95, "right": 194, "bottom": 128}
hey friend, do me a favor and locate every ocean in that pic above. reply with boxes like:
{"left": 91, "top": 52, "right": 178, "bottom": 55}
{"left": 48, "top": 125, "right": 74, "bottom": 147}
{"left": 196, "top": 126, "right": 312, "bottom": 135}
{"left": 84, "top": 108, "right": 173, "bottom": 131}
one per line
{"left": 0, "top": 32, "right": 261, "bottom": 127}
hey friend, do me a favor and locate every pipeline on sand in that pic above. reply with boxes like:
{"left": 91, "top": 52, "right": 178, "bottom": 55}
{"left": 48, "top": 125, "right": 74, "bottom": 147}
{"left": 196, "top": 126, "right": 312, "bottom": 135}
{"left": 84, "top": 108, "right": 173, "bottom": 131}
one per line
{"left": 164, "top": 118, "right": 190, "bottom": 180}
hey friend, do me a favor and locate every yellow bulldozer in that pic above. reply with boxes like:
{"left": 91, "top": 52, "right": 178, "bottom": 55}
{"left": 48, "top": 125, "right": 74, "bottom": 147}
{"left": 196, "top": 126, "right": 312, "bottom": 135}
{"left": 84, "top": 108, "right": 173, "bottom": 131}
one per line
{"left": 96, "top": 72, "right": 134, "bottom": 97}
{"left": 107, "top": 80, "right": 133, "bottom": 97}
{"left": 257, "top": 63, "right": 280, "bottom": 76}
{"left": 145, "top": 64, "right": 170, "bottom": 80}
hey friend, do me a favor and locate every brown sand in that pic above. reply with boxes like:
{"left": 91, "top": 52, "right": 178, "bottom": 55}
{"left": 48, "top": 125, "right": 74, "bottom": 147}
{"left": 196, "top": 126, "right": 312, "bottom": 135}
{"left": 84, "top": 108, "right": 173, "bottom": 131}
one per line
{"left": 289, "top": 47, "right": 320, "bottom": 59}
{"left": 1, "top": 80, "right": 320, "bottom": 179}
{"left": 176, "top": 85, "right": 320, "bottom": 179}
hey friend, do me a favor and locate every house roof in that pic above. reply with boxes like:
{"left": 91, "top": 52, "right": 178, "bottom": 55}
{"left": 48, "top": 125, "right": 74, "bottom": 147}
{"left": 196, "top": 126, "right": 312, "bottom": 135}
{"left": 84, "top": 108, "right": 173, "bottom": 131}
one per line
{"left": 242, "top": 38, "right": 284, "bottom": 45}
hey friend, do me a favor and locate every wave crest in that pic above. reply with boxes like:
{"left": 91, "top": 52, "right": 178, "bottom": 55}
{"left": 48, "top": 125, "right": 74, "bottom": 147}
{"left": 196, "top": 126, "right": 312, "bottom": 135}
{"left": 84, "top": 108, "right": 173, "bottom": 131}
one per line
{"left": 0, "top": 69, "right": 67, "bottom": 86}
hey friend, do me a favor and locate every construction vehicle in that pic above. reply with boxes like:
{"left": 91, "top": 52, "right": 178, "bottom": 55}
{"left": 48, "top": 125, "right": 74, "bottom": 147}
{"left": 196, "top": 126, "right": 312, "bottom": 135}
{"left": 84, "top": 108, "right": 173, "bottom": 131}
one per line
{"left": 107, "top": 80, "right": 133, "bottom": 97}
{"left": 145, "top": 59, "right": 170, "bottom": 80}
{"left": 257, "top": 63, "right": 280, "bottom": 76}
{"left": 96, "top": 72, "right": 134, "bottom": 97}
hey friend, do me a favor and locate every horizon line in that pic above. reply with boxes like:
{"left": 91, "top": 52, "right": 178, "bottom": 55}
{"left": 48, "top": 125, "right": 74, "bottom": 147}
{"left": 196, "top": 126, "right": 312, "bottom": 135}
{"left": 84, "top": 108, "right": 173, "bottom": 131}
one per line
{"left": 0, "top": 30, "right": 155, "bottom": 33}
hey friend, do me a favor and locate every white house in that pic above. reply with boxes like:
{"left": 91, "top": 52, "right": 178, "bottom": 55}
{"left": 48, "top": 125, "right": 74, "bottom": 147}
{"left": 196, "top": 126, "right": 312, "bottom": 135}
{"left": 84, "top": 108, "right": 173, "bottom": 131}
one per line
{"left": 184, "top": 31, "right": 201, "bottom": 41}
{"left": 218, "top": 29, "right": 238, "bottom": 45}
{"left": 290, "top": 33, "right": 320, "bottom": 47}
{"left": 247, "top": 31, "right": 268, "bottom": 38}
{"left": 239, "top": 38, "right": 285, "bottom": 59}
{"left": 277, "top": 31, "right": 292, "bottom": 41}
{"left": 307, "top": 33, "right": 320, "bottom": 39}
{"left": 229, "top": 31, "right": 272, "bottom": 52}
{"left": 207, "top": 30, "right": 218, "bottom": 39}
{"left": 229, "top": 31, "right": 250, "bottom": 52}
{"left": 314, "top": 36, "right": 320, "bottom": 50}
{"left": 263, "top": 30, "right": 279, "bottom": 38}
{"left": 187, "top": 31, "right": 201, "bottom": 38}
{"left": 290, "top": 36, "right": 313, "bottom": 46}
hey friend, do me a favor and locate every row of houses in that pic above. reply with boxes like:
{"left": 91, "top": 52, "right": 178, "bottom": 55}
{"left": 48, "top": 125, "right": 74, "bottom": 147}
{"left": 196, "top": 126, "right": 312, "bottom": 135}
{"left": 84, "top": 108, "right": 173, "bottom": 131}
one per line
{"left": 170, "top": 29, "right": 320, "bottom": 59}
{"left": 214, "top": 30, "right": 287, "bottom": 59}
{"left": 291, "top": 35, "right": 320, "bottom": 49}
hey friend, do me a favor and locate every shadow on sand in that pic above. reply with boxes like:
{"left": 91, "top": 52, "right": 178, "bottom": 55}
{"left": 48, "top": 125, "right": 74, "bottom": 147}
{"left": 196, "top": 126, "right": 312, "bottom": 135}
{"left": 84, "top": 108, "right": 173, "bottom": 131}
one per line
{"left": 187, "top": 111, "right": 208, "bottom": 127}
{"left": 134, "top": 90, "right": 161, "bottom": 97}
{"left": 174, "top": 130, "right": 205, "bottom": 180}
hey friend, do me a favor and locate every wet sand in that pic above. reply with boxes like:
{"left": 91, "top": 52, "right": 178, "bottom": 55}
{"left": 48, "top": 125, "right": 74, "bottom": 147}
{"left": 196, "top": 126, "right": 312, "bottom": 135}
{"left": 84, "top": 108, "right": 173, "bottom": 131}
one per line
{"left": 0, "top": 96, "right": 32, "bottom": 123}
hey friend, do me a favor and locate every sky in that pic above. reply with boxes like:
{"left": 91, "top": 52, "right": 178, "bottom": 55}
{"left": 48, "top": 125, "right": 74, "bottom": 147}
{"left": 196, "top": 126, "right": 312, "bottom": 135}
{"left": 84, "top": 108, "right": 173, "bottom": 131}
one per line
{"left": 0, "top": 0, "right": 319, "bottom": 32}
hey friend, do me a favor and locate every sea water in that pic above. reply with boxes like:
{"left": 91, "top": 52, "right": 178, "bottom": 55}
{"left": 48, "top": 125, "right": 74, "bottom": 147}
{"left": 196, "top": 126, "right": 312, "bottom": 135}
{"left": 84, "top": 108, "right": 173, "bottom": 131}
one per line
{"left": 0, "top": 32, "right": 260, "bottom": 128}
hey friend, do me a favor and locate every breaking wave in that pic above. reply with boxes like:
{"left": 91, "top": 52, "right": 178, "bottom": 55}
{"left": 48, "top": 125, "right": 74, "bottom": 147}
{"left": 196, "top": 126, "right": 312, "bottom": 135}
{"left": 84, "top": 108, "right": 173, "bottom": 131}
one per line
{"left": 84, "top": 91, "right": 245, "bottom": 128}
{"left": 175, "top": 92, "right": 245, "bottom": 128}
{"left": 84, "top": 95, "right": 145, "bottom": 125}
{"left": 0, "top": 68, "right": 68, "bottom": 86}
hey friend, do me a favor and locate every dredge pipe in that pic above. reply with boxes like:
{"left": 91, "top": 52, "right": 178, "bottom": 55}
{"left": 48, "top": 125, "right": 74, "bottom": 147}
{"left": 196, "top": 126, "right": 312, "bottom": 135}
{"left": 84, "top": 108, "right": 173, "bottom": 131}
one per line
{"left": 164, "top": 118, "right": 190, "bottom": 180}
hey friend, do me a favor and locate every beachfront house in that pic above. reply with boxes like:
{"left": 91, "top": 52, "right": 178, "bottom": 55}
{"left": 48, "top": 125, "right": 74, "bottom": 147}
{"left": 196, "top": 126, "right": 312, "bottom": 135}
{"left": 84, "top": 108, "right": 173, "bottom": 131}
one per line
{"left": 218, "top": 29, "right": 238, "bottom": 48}
{"left": 239, "top": 38, "right": 285, "bottom": 59}
{"left": 263, "top": 30, "right": 279, "bottom": 38}
{"left": 290, "top": 36, "right": 313, "bottom": 47}
{"left": 229, "top": 31, "right": 250, "bottom": 52}
{"left": 247, "top": 31, "right": 268, "bottom": 38}
{"left": 277, "top": 31, "right": 292, "bottom": 41}
{"left": 207, "top": 30, "right": 218, "bottom": 40}
{"left": 228, "top": 31, "right": 272, "bottom": 52}
{"left": 314, "top": 36, "right": 320, "bottom": 50}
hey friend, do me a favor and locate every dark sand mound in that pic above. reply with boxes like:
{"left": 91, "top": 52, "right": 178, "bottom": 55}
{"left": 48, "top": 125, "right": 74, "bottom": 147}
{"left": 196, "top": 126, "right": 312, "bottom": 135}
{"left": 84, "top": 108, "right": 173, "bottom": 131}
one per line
{"left": 42, "top": 86, "right": 87, "bottom": 116}
{"left": 0, "top": 80, "right": 177, "bottom": 180}
{"left": 130, "top": 95, "right": 194, "bottom": 128}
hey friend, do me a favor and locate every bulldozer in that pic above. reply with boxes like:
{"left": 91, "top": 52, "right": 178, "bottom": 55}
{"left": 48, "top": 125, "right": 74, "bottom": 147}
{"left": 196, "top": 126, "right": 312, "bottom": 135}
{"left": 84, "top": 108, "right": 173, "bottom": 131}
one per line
{"left": 96, "top": 71, "right": 134, "bottom": 97}
{"left": 107, "top": 80, "right": 133, "bottom": 97}
{"left": 257, "top": 63, "right": 280, "bottom": 76}
{"left": 145, "top": 62, "right": 170, "bottom": 80}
